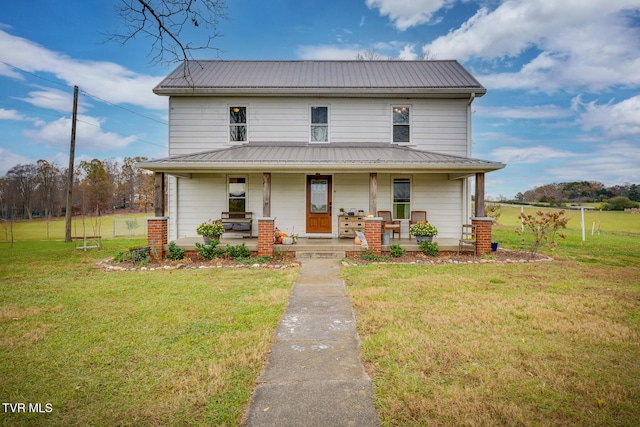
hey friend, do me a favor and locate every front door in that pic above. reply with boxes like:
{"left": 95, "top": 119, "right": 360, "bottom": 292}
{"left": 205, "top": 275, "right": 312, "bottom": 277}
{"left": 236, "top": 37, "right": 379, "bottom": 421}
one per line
{"left": 306, "top": 175, "right": 332, "bottom": 233}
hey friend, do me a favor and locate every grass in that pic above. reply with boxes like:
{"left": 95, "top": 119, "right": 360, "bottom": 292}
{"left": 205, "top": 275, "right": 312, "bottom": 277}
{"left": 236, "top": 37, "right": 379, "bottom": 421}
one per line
{"left": 0, "top": 239, "right": 297, "bottom": 426}
{"left": 343, "top": 225, "right": 640, "bottom": 426}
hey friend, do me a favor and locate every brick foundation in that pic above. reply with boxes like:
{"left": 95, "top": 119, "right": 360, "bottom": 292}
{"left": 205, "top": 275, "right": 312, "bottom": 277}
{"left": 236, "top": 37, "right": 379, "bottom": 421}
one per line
{"left": 472, "top": 217, "right": 493, "bottom": 255}
{"left": 364, "top": 217, "right": 383, "bottom": 255}
{"left": 257, "top": 218, "right": 275, "bottom": 257}
{"left": 147, "top": 217, "right": 168, "bottom": 260}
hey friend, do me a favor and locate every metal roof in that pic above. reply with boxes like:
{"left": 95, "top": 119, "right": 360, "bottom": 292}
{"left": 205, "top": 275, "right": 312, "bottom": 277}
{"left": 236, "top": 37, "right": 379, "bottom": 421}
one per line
{"left": 138, "top": 142, "right": 504, "bottom": 176}
{"left": 153, "top": 60, "right": 486, "bottom": 97}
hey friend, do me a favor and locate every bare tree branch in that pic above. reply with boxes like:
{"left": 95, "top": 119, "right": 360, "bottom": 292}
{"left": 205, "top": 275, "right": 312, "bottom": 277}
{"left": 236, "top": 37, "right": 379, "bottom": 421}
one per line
{"left": 109, "top": 0, "right": 228, "bottom": 65}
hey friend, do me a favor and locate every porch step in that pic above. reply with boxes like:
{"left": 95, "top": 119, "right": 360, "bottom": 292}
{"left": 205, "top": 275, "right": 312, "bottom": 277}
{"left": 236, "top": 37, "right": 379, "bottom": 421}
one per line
{"left": 295, "top": 250, "right": 346, "bottom": 259}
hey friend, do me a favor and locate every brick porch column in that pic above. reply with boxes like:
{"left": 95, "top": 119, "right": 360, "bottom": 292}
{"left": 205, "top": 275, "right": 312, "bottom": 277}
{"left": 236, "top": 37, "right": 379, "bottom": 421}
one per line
{"left": 472, "top": 217, "right": 493, "bottom": 255}
{"left": 258, "top": 217, "right": 275, "bottom": 257}
{"left": 147, "top": 217, "right": 168, "bottom": 260}
{"left": 365, "top": 217, "right": 383, "bottom": 255}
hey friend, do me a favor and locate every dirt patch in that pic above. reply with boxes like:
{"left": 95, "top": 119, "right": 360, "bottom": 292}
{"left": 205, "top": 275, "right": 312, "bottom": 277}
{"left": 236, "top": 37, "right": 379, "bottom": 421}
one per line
{"left": 97, "top": 254, "right": 300, "bottom": 271}
{"left": 345, "top": 248, "right": 553, "bottom": 265}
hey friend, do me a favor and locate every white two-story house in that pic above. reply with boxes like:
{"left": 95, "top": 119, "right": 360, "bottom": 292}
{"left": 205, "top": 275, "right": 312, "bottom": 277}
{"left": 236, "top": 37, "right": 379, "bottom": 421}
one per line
{"left": 140, "top": 60, "right": 504, "bottom": 251}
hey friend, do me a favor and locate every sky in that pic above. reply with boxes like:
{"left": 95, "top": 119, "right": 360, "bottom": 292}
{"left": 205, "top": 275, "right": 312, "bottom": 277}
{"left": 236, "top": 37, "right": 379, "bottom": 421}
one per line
{"left": 1, "top": 0, "right": 639, "bottom": 199}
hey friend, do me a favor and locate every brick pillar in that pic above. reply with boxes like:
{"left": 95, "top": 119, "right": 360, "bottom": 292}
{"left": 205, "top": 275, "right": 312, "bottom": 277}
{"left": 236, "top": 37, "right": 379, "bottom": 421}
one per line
{"left": 258, "top": 218, "right": 275, "bottom": 257}
{"left": 472, "top": 217, "right": 493, "bottom": 255}
{"left": 365, "top": 217, "right": 383, "bottom": 255}
{"left": 148, "top": 217, "right": 168, "bottom": 260}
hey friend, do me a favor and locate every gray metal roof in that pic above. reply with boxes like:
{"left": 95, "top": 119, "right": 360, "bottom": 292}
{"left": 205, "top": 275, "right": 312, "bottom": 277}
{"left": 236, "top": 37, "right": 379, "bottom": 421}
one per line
{"left": 139, "top": 142, "right": 504, "bottom": 175}
{"left": 154, "top": 60, "right": 485, "bottom": 97}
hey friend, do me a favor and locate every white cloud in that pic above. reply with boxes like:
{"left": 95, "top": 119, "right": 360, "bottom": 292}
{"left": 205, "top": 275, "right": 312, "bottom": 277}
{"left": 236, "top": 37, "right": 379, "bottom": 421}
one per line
{"left": 398, "top": 44, "right": 418, "bottom": 60}
{"left": 17, "top": 86, "right": 89, "bottom": 114}
{"left": 476, "top": 104, "right": 573, "bottom": 120}
{"left": 0, "top": 148, "right": 30, "bottom": 176}
{"left": 0, "top": 29, "right": 165, "bottom": 110}
{"left": 0, "top": 108, "right": 36, "bottom": 121}
{"left": 574, "top": 95, "right": 640, "bottom": 138}
{"left": 366, "top": 0, "right": 451, "bottom": 30}
{"left": 297, "top": 45, "right": 363, "bottom": 60}
{"left": 491, "top": 145, "right": 575, "bottom": 164}
{"left": 23, "top": 115, "right": 137, "bottom": 151}
{"left": 425, "top": 0, "right": 640, "bottom": 92}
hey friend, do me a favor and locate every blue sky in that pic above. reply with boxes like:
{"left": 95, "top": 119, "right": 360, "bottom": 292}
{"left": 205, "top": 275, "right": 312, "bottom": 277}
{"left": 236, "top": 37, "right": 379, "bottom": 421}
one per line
{"left": 1, "top": 0, "right": 639, "bottom": 199}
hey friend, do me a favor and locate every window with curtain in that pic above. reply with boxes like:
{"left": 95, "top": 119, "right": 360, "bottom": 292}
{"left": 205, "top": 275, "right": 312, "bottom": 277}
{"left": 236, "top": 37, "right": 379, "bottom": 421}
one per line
{"left": 310, "top": 106, "right": 329, "bottom": 142}
{"left": 393, "top": 106, "right": 410, "bottom": 143}
{"left": 393, "top": 177, "right": 411, "bottom": 219}
{"left": 229, "top": 106, "right": 247, "bottom": 142}
{"left": 228, "top": 177, "right": 246, "bottom": 212}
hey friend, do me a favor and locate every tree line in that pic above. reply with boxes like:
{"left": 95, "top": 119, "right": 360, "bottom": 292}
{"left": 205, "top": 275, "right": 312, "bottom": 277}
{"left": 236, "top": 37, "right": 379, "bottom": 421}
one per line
{"left": 512, "top": 181, "right": 640, "bottom": 209}
{"left": 0, "top": 157, "right": 154, "bottom": 220}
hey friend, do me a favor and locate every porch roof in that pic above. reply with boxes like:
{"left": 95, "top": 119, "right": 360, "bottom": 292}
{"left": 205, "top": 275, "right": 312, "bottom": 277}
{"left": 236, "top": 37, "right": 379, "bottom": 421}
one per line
{"left": 138, "top": 142, "right": 505, "bottom": 177}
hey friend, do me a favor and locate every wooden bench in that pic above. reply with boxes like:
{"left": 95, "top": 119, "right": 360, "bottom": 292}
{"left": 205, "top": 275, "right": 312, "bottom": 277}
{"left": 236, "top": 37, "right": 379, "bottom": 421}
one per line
{"left": 220, "top": 212, "right": 253, "bottom": 238}
{"left": 71, "top": 236, "right": 102, "bottom": 250}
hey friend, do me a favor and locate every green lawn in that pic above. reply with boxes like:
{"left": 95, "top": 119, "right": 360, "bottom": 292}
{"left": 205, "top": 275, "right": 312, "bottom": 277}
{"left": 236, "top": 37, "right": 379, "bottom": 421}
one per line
{"left": 343, "top": 225, "right": 640, "bottom": 426}
{"left": 0, "top": 239, "right": 297, "bottom": 426}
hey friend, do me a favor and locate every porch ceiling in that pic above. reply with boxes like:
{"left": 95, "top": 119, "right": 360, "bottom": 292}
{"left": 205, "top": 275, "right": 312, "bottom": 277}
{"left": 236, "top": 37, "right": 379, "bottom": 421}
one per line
{"left": 138, "top": 142, "right": 505, "bottom": 177}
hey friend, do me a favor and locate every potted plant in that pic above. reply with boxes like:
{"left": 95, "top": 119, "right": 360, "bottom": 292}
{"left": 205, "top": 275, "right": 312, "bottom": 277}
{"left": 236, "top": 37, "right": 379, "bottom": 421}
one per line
{"left": 409, "top": 221, "right": 438, "bottom": 243}
{"left": 196, "top": 219, "right": 225, "bottom": 244}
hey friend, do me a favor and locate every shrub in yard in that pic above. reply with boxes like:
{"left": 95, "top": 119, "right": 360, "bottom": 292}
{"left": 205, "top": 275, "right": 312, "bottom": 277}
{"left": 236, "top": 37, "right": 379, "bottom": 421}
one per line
{"left": 419, "top": 240, "right": 439, "bottom": 256}
{"left": 389, "top": 244, "right": 406, "bottom": 257}
{"left": 226, "top": 243, "right": 251, "bottom": 259}
{"left": 360, "top": 251, "right": 391, "bottom": 262}
{"left": 195, "top": 241, "right": 224, "bottom": 260}
{"left": 601, "top": 196, "right": 639, "bottom": 211}
{"left": 515, "top": 210, "right": 568, "bottom": 255}
{"left": 166, "top": 241, "right": 185, "bottom": 261}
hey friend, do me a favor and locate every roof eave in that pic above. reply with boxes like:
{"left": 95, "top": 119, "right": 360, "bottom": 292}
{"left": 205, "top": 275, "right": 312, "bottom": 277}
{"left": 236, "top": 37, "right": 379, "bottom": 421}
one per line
{"left": 152, "top": 87, "right": 486, "bottom": 98}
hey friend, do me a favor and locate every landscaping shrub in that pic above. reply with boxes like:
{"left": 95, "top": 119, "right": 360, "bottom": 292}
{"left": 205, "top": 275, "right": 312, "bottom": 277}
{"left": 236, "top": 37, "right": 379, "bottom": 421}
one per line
{"left": 419, "top": 240, "right": 439, "bottom": 256}
{"left": 195, "top": 241, "right": 224, "bottom": 260}
{"left": 226, "top": 243, "right": 251, "bottom": 259}
{"left": 166, "top": 241, "right": 185, "bottom": 260}
{"left": 515, "top": 210, "right": 568, "bottom": 255}
{"left": 389, "top": 244, "right": 406, "bottom": 257}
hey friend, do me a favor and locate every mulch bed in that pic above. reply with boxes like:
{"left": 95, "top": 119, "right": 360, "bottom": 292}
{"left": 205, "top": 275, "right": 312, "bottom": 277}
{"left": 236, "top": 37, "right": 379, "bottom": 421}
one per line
{"left": 98, "top": 248, "right": 551, "bottom": 271}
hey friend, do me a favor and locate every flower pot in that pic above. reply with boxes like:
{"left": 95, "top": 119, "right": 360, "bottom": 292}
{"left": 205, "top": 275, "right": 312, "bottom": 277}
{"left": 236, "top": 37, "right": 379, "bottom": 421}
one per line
{"left": 282, "top": 237, "right": 294, "bottom": 245}
{"left": 381, "top": 232, "right": 391, "bottom": 245}
{"left": 203, "top": 236, "right": 211, "bottom": 245}
{"left": 416, "top": 235, "right": 433, "bottom": 243}
{"left": 491, "top": 242, "right": 499, "bottom": 252}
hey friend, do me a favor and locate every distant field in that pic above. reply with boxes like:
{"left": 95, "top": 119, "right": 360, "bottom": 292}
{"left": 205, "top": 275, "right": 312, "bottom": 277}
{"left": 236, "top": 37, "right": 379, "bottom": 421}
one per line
{"left": 0, "top": 213, "right": 153, "bottom": 242}
{"left": 490, "top": 204, "right": 640, "bottom": 234}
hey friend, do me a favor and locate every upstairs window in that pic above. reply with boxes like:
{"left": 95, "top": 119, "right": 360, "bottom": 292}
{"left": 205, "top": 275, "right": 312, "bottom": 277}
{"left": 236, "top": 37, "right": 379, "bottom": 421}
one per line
{"left": 310, "top": 106, "right": 329, "bottom": 143}
{"left": 392, "top": 106, "right": 410, "bottom": 143}
{"left": 229, "top": 106, "right": 247, "bottom": 143}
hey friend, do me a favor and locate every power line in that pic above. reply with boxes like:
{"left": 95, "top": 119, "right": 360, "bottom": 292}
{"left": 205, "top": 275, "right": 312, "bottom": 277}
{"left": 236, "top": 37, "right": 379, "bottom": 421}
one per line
{"left": 0, "top": 60, "right": 168, "bottom": 126}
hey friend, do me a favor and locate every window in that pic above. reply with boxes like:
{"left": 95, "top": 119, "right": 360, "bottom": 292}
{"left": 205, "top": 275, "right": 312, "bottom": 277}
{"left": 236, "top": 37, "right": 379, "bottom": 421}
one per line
{"left": 392, "top": 106, "right": 410, "bottom": 143}
{"left": 393, "top": 178, "right": 411, "bottom": 219}
{"left": 228, "top": 177, "right": 246, "bottom": 212}
{"left": 310, "top": 106, "right": 329, "bottom": 142}
{"left": 229, "top": 106, "right": 247, "bottom": 143}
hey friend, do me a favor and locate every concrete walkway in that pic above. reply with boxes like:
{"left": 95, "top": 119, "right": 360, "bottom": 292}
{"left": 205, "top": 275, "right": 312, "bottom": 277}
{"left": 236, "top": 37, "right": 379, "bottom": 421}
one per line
{"left": 242, "top": 259, "right": 380, "bottom": 427}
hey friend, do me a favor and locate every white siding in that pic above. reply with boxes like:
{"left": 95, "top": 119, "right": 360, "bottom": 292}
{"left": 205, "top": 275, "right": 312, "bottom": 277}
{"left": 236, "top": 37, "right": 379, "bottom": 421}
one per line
{"left": 168, "top": 96, "right": 468, "bottom": 155}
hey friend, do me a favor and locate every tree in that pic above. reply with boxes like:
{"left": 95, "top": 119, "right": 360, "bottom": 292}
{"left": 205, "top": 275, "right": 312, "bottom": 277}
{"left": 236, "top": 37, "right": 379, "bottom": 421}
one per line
{"left": 112, "top": 0, "right": 228, "bottom": 65}
{"left": 78, "top": 159, "right": 113, "bottom": 216}
{"left": 6, "top": 164, "right": 37, "bottom": 219}
{"left": 36, "top": 160, "right": 61, "bottom": 219}
{"left": 602, "top": 196, "right": 639, "bottom": 211}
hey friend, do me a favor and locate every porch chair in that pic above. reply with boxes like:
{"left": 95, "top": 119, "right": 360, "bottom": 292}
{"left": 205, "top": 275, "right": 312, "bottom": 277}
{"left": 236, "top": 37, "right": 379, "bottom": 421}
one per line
{"left": 377, "top": 210, "right": 401, "bottom": 239}
{"left": 409, "top": 211, "right": 427, "bottom": 230}
{"left": 458, "top": 224, "right": 477, "bottom": 256}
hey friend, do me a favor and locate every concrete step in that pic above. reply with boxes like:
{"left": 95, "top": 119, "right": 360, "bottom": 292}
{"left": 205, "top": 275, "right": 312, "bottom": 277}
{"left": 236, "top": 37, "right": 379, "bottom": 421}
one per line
{"left": 295, "top": 251, "right": 346, "bottom": 259}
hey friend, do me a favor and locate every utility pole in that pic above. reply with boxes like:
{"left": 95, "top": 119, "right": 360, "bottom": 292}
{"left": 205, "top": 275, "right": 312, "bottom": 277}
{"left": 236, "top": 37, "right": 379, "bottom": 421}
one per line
{"left": 64, "top": 85, "right": 78, "bottom": 242}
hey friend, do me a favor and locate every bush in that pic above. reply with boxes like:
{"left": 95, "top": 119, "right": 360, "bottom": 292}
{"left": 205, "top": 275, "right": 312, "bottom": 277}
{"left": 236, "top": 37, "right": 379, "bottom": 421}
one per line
{"left": 226, "top": 243, "right": 251, "bottom": 259}
{"left": 419, "top": 240, "right": 439, "bottom": 256}
{"left": 389, "top": 244, "right": 406, "bottom": 257}
{"left": 515, "top": 210, "right": 568, "bottom": 255}
{"left": 195, "top": 241, "right": 224, "bottom": 260}
{"left": 166, "top": 241, "right": 185, "bottom": 261}
{"left": 602, "top": 196, "right": 639, "bottom": 211}
{"left": 360, "top": 251, "right": 391, "bottom": 262}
